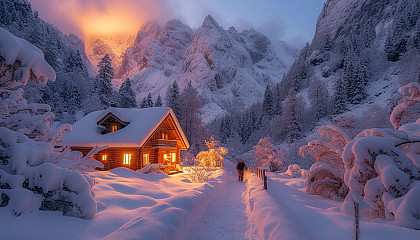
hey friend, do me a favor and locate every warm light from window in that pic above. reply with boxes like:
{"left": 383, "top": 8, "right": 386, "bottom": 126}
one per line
{"left": 170, "top": 153, "right": 176, "bottom": 162}
{"left": 102, "top": 155, "right": 107, "bottom": 161}
{"left": 162, "top": 133, "right": 168, "bottom": 139}
{"left": 111, "top": 124, "right": 118, "bottom": 132}
{"left": 143, "top": 154, "right": 149, "bottom": 165}
{"left": 163, "top": 154, "right": 168, "bottom": 160}
{"left": 123, "top": 154, "right": 131, "bottom": 164}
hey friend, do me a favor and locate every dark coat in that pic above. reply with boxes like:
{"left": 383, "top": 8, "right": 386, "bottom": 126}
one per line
{"left": 236, "top": 162, "right": 246, "bottom": 171}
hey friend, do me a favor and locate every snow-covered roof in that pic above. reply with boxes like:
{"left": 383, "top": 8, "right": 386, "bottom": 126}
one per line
{"left": 61, "top": 107, "right": 189, "bottom": 148}
{"left": 0, "top": 26, "right": 56, "bottom": 83}
{"left": 95, "top": 107, "right": 130, "bottom": 124}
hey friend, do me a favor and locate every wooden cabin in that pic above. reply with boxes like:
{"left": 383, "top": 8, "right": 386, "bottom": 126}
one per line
{"left": 61, "top": 107, "right": 189, "bottom": 171}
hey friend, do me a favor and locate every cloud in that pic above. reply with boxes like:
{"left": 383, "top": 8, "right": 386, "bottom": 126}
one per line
{"left": 29, "top": 0, "right": 165, "bottom": 39}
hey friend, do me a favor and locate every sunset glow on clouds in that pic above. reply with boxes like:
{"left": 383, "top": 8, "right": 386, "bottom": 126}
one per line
{"left": 29, "top": 0, "right": 163, "bottom": 39}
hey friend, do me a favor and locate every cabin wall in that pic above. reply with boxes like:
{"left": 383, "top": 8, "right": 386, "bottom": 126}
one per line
{"left": 71, "top": 147, "right": 141, "bottom": 171}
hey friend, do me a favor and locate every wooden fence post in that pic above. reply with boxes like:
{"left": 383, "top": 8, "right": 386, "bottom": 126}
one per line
{"left": 354, "top": 202, "right": 360, "bottom": 240}
{"left": 264, "top": 176, "right": 267, "bottom": 190}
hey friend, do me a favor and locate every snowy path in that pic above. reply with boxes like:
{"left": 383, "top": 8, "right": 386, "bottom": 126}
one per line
{"left": 185, "top": 165, "right": 250, "bottom": 240}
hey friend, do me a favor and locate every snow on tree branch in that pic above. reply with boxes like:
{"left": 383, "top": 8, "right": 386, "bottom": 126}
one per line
{"left": 0, "top": 27, "right": 55, "bottom": 92}
{"left": 390, "top": 82, "right": 420, "bottom": 129}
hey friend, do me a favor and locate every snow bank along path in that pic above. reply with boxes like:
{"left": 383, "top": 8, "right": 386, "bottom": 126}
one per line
{"left": 186, "top": 161, "right": 250, "bottom": 240}
{"left": 258, "top": 173, "right": 420, "bottom": 240}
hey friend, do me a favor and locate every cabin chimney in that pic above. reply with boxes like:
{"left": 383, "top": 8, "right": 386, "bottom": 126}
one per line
{"left": 110, "top": 102, "right": 117, "bottom": 108}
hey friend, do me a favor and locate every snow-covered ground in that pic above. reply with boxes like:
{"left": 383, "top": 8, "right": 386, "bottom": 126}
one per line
{"left": 1, "top": 164, "right": 419, "bottom": 240}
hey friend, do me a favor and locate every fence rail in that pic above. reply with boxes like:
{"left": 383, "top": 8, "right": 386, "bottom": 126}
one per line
{"left": 248, "top": 167, "right": 267, "bottom": 190}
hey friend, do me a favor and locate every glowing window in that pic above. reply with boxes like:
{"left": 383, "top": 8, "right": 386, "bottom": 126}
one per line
{"left": 143, "top": 154, "right": 149, "bottom": 165}
{"left": 123, "top": 154, "right": 131, "bottom": 165}
{"left": 102, "top": 155, "right": 107, "bottom": 161}
{"left": 111, "top": 124, "right": 118, "bottom": 132}
{"left": 162, "top": 133, "right": 168, "bottom": 139}
{"left": 170, "top": 153, "right": 176, "bottom": 162}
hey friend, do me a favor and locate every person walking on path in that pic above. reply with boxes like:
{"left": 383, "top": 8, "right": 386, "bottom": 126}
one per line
{"left": 236, "top": 159, "right": 247, "bottom": 182}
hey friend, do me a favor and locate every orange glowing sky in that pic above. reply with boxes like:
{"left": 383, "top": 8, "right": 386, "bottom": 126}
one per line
{"left": 29, "top": 0, "right": 162, "bottom": 40}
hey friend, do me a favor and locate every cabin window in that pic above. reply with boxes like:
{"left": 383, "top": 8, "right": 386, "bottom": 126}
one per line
{"left": 102, "top": 155, "right": 107, "bottom": 161}
{"left": 123, "top": 154, "right": 131, "bottom": 165}
{"left": 111, "top": 124, "right": 118, "bottom": 132}
{"left": 161, "top": 133, "right": 168, "bottom": 139}
{"left": 143, "top": 154, "right": 149, "bottom": 165}
{"left": 170, "top": 152, "right": 176, "bottom": 163}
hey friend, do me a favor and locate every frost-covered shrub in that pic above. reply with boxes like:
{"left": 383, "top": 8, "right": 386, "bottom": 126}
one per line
{"left": 305, "top": 163, "right": 348, "bottom": 200}
{"left": 0, "top": 28, "right": 100, "bottom": 219}
{"left": 253, "top": 136, "right": 285, "bottom": 172}
{"left": 137, "top": 163, "right": 164, "bottom": 174}
{"left": 184, "top": 165, "right": 215, "bottom": 182}
{"left": 196, "top": 136, "right": 227, "bottom": 168}
{"left": 0, "top": 128, "right": 97, "bottom": 218}
{"left": 340, "top": 82, "right": 420, "bottom": 229}
{"left": 285, "top": 164, "right": 307, "bottom": 178}
{"left": 300, "top": 125, "right": 350, "bottom": 198}
{"left": 390, "top": 82, "right": 420, "bottom": 129}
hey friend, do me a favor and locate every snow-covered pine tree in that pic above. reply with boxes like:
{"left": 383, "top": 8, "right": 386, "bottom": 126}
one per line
{"left": 284, "top": 89, "right": 302, "bottom": 143}
{"left": 180, "top": 82, "right": 206, "bottom": 154}
{"left": 118, "top": 78, "right": 137, "bottom": 108}
{"left": 146, "top": 92, "right": 154, "bottom": 108}
{"left": 165, "top": 81, "right": 181, "bottom": 119}
{"left": 333, "top": 78, "right": 347, "bottom": 115}
{"left": 308, "top": 77, "right": 329, "bottom": 121}
{"left": 219, "top": 116, "right": 232, "bottom": 144}
{"left": 154, "top": 94, "right": 162, "bottom": 107}
{"left": 140, "top": 97, "right": 148, "bottom": 108}
{"left": 67, "top": 80, "right": 81, "bottom": 118}
{"left": 262, "top": 85, "right": 274, "bottom": 117}
{"left": 343, "top": 54, "right": 366, "bottom": 105}
{"left": 94, "top": 54, "right": 114, "bottom": 108}
{"left": 273, "top": 84, "right": 283, "bottom": 116}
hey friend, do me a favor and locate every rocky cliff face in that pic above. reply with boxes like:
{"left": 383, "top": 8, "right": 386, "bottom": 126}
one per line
{"left": 279, "top": 0, "right": 420, "bottom": 117}
{"left": 117, "top": 15, "right": 290, "bottom": 121}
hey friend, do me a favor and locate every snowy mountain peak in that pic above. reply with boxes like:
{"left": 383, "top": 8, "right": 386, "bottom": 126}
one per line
{"left": 136, "top": 21, "right": 161, "bottom": 43}
{"left": 202, "top": 15, "right": 223, "bottom": 30}
{"left": 115, "top": 16, "right": 289, "bottom": 122}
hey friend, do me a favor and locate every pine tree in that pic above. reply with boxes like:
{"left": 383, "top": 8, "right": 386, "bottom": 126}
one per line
{"left": 180, "top": 82, "right": 204, "bottom": 153}
{"left": 118, "top": 78, "right": 137, "bottom": 108}
{"left": 219, "top": 117, "right": 232, "bottom": 144}
{"left": 154, "top": 94, "right": 162, "bottom": 107}
{"left": 333, "top": 78, "right": 347, "bottom": 115}
{"left": 273, "top": 84, "right": 283, "bottom": 116}
{"left": 140, "top": 97, "right": 148, "bottom": 108}
{"left": 68, "top": 81, "right": 81, "bottom": 116}
{"left": 283, "top": 90, "right": 302, "bottom": 143}
{"left": 308, "top": 77, "right": 329, "bottom": 121}
{"left": 94, "top": 54, "right": 114, "bottom": 108}
{"left": 262, "top": 85, "right": 274, "bottom": 117}
{"left": 165, "top": 81, "right": 181, "bottom": 119}
{"left": 146, "top": 92, "right": 154, "bottom": 107}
